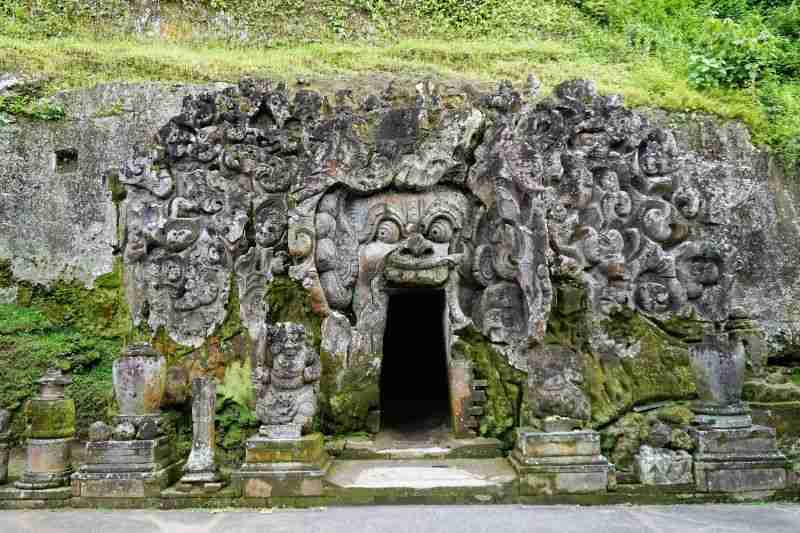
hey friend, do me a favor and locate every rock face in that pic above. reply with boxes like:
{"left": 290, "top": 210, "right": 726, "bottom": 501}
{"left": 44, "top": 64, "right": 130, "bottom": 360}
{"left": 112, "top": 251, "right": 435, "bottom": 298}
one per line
{"left": 114, "top": 78, "right": 763, "bottom": 433}
{"left": 3, "top": 77, "right": 799, "bottom": 446}
{"left": 0, "top": 82, "right": 226, "bottom": 288}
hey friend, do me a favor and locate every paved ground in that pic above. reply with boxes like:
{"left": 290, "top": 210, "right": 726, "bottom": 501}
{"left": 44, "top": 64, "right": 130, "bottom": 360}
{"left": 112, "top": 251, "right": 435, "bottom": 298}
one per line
{"left": 2, "top": 504, "right": 799, "bottom": 533}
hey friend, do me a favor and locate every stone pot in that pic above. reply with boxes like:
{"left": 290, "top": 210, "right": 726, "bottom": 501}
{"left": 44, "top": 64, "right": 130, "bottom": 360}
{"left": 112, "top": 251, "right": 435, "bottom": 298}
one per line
{"left": 690, "top": 332, "right": 745, "bottom": 408}
{"left": 112, "top": 343, "right": 167, "bottom": 416}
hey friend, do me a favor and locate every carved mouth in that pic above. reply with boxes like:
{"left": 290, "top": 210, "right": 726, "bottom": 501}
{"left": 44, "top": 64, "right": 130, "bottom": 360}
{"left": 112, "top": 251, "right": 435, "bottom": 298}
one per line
{"left": 385, "top": 253, "right": 461, "bottom": 271}
{"left": 383, "top": 253, "right": 461, "bottom": 287}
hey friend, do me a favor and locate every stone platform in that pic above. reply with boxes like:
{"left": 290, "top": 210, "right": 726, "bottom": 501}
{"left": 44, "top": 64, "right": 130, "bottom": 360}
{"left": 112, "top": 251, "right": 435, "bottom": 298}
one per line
{"left": 72, "top": 436, "right": 181, "bottom": 498}
{"left": 232, "top": 433, "right": 331, "bottom": 498}
{"left": 692, "top": 425, "right": 788, "bottom": 493}
{"left": 510, "top": 430, "right": 613, "bottom": 496}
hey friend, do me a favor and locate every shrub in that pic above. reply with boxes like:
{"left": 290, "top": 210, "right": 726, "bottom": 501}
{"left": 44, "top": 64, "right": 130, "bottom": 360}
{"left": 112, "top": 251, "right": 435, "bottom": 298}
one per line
{"left": 688, "top": 16, "right": 782, "bottom": 88}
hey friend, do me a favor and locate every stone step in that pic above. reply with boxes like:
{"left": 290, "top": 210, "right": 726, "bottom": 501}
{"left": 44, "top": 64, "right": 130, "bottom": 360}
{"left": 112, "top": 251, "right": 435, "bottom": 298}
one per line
{"left": 326, "top": 458, "right": 516, "bottom": 490}
{"left": 332, "top": 436, "right": 503, "bottom": 460}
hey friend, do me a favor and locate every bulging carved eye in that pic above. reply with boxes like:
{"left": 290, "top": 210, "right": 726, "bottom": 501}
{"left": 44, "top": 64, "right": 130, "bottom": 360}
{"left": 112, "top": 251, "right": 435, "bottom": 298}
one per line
{"left": 427, "top": 218, "right": 454, "bottom": 243}
{"left": 375, "top": 219, "right": 401, "bottom": 243}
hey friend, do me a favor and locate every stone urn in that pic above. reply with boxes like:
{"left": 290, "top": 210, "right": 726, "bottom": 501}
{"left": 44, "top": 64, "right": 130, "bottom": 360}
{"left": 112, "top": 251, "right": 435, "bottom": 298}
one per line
{"left": 113, "top": 343, "right": 167, "bottom": 416}
{"left": 689, "top": 331, "right": 750, "bottom": 427}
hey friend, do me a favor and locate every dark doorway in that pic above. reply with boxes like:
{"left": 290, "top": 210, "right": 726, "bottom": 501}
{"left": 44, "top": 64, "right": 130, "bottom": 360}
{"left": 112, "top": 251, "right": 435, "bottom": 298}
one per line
{"left": 380, "top": 290, "right": 450, "bottom": 433}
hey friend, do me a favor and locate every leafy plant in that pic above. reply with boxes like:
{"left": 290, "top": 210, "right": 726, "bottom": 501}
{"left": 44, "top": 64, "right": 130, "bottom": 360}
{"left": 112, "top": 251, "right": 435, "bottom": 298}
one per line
{"left": 0, "top": 95, "right": 65, "bottom": 121}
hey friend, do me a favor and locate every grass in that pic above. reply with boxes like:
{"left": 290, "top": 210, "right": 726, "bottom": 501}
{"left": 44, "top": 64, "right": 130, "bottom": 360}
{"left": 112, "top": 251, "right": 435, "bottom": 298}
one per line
{"left": 0, "top": 34, "right": 770, "bottom": 133}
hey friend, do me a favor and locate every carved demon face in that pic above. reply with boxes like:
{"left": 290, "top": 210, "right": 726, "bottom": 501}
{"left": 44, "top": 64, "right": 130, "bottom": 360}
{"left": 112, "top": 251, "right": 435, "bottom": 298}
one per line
{"left": 351, "top": 187, "right": 472, "bottom": 289}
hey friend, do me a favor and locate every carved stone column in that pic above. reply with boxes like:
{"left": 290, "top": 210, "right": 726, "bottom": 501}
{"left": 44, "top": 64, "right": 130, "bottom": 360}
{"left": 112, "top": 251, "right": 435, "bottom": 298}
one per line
{"left": 233, "top": 323, "right": 330, "bottom": 498}
{"left": 510, "top": 345, "right": 612, "bottom": 495}
{"left": 689, "top": 330, "right": 787, "bottom": 493}
{"left": 73, "top": 343, "right": 180, "bottom": 498}
{"left": 16, "top": 369, "right": 75, "bottom": 490}
{"left": 177, "top": 376, "right": 222, "bottom": 492}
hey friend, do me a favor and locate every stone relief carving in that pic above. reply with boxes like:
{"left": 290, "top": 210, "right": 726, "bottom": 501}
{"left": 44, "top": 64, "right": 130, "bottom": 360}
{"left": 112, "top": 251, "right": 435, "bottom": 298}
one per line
{"left": 251, "top": 322, "right": 321, "bottom": 438}
{"left": 119, "top": 78, "right": 753, "bottom": 433}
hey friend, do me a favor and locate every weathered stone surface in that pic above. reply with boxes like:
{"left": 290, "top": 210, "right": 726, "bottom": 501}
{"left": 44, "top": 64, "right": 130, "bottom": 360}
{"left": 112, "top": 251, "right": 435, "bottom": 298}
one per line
{"left": 252, "top": 322, "right": 320, "bottom": 435}
{"left": 88, "top": 422, "right": 112, "bottom": 442}
{"left": 690, "top": 331, "right": 750, "bottom": 428}
{"left": 235, "top": 432, "right": 330, "bottom": 497}
{"left": 691, "top": 425, "right": 788, "bottom": 492}
{"left": 112, "top": 343, "right": 166, "bottom": 417}
{"left": 112, "top": 422, "right": 136, "bottom": 441}
{"left": 180, "top": 376, "right": 221, "bottom": 485}
{"left": 511, "top": 430, "right": 611, "bottom": 494}
{"left": 4, "top": 77, "right": 797, "bottom": 470}
{"left": 0, "top": 82, "right": 226, "bottom": 289}
{"left": 635, "top": 445, "right": 693, "bottom": 485}
{"left": 16, "top": 370, "right": 74, "bottom": 490}
{"left": 527, "top": 345, "right": 589, "bottom": 425}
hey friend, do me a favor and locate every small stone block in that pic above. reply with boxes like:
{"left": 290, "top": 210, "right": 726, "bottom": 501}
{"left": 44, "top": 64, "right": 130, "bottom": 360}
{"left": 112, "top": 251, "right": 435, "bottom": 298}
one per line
{"left": 691, "top": 425, "right": 780, "bottom": 457}
{"left": 515, "top": 430, "right": 601, "bottom": 459}
{"left": 72, "top": 462, "right": 181, "bottom": 498}
{"left": 694, "top": 461, "right": 787, "bottom": 492}
{"left": 244, "top": 433, "right": 326, "bottom": 465}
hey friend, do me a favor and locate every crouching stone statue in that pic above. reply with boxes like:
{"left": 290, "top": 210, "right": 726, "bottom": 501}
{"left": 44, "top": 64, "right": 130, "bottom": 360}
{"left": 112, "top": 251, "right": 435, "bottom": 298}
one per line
{"left": 234, "top": 322, "right": 329, "bottom": 498}
{"left": 253, "top": 322, "right": 321, "bottom": 438}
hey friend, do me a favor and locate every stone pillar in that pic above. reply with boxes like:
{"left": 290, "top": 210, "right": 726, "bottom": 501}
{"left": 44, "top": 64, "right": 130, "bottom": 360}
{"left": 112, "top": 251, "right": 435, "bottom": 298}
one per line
{"left": 448, "top": 359, "right": 475, "bottom": 438}
{"left": 689, "top": 331, "right": 787, "bottom": 493}
{"left": 233, "top": 323, "right": 330, "bottom": 498}
{"left": 0, "top": 409, "right": 10, "bottom": 485}
{"left": 15, "top": 369, "right": 75, "bottom": 490}
{"left": 510, "top": 345, "right": 612, "bottom": 495}
{"left": 177, "top": 376, "right": 223, "bottom": 492}
{"left": 73, "top": 343, "right": 180, "bottom": 498}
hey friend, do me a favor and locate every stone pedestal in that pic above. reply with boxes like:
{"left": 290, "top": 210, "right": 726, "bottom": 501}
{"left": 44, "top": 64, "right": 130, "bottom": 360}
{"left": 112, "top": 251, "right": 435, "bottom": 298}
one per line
{"left": 16, "top": 369, "right": 75, "bottom": 490}
{"left": 510, "top": 430, "right": 612, "bottom": 495}
{"left": 691, "top": 425, "right": 787, "bottom": 493}
{"left": 233, "top": 433, "right": 330, "bottom": 498}
{"left": 688, "top": 332, "right": 788, "bottom": 493}
{"left": 176, "top": 377, "right": 223, "bottom": 492}
{"left": 72, "top": 416, "right": 179, "bottom": 498}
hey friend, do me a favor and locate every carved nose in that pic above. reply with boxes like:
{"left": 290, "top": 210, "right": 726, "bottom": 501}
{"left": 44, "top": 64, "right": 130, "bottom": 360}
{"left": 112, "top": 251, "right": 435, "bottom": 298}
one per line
{"left": 403, "top": 234, "right": 434, "bottom": 257}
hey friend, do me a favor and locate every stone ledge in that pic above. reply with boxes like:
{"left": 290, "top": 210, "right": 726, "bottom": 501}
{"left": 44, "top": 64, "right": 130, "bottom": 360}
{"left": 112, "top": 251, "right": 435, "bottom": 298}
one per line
{"left": 71, "top": 461, "right": 182, "bottom": 498}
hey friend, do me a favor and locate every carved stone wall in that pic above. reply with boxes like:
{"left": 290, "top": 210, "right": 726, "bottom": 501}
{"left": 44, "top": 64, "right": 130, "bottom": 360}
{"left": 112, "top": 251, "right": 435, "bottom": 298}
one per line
{"left": 107, "top": 78, "right": 783, "bottom": 434}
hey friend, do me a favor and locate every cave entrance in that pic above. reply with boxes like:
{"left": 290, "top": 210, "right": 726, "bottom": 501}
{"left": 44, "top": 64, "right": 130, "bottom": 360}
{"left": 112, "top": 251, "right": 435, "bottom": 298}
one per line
{"left": 379, "top": 289, "right": 451, "bottom": 437}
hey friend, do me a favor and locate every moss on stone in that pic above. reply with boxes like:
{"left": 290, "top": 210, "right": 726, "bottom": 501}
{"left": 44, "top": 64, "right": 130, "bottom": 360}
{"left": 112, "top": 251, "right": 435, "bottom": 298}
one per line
{"left": 26, "top": 398, "right": 76, "bottom": 438}
{"left": 0, "top": 259, "right": 13, "bottom": 289}
{"left": 655, "top": 404, "right": 695, "bottom": 426}
{"left": 585, "top": 312, "right": 697, "bottom": 427}
{"left": 453, "top": 327, "right": 524, "bottom": 447}
{"left": 320, "top": 349, "right": 380, "bottom": 435}
{"left": 267, "top": 276, "right": 323, "bottom": 351}
{"left": 0, "top": 258, "right": 130, "bottom": 442}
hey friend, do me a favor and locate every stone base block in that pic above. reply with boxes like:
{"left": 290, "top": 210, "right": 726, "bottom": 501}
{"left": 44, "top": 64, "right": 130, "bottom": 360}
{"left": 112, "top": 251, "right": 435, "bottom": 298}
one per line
{"left": 511, "top": 457, "right": 611, "bottom": 495}
{"left": 81, "top": 437, "right": 173, "bottom": 473}
{"left": 0, "top": 485, "right": 71, "bottom": 509}
{"left": 71, "top": 461, "right": 182, "bottom": 498}
{"left": 691, "top": 425, "right": 787, "bottom": 493}
{"left": 233, "top": 433, "right": 330, "bottom": 498}
{"left": 15, "top": 438, "right": 73, "bottom": 489}
{"left": 694, "top": 460, "right": 787, "bottom": 493}
{"left": 510, "top": 430, "right": 611, "bottom": 495}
